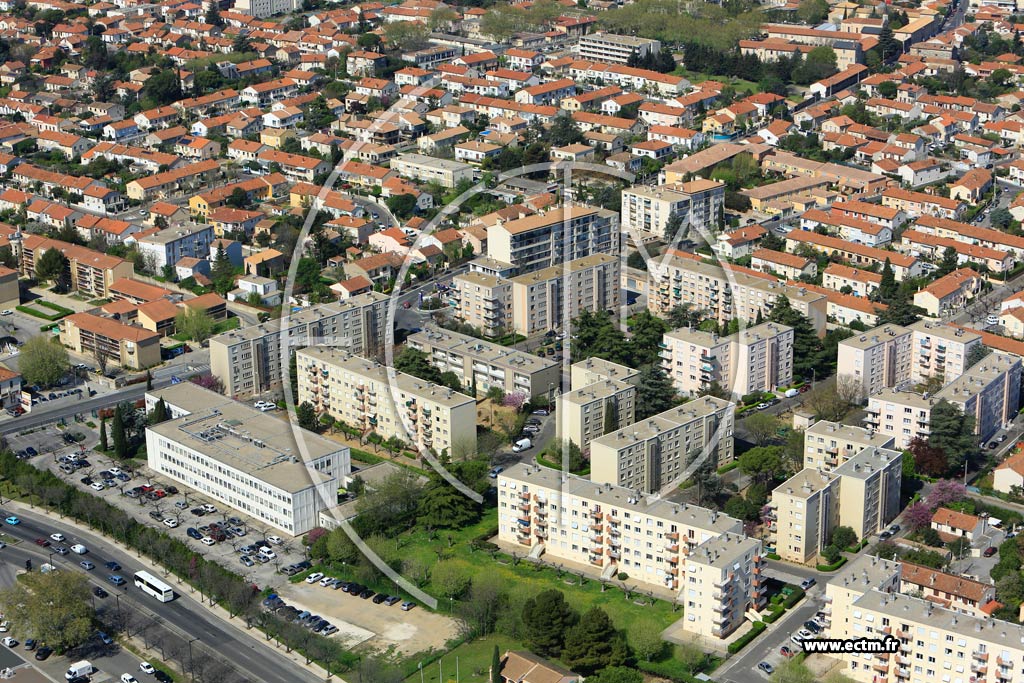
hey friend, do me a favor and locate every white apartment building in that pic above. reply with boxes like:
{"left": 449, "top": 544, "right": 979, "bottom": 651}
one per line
{"left": 296, "top": 347, "right": 477, "bottom": 457}
{"left": 570, "top": 357, "right": 641, "bottom": 390}
{"left": 803, "top": 420, "right": 896, "bottom": 471}
{"left": 577, "top": 33, "right": 661, "bottom": 65}
{"left": 509, "top": 254, "right": 620, "bottom": 336}
{"left": 768, "top": 446, "right": 902, "bottom": 564}
{"left": 557, "top": 378, "right": 637, "bottom": 454}
{"left": 648, "top": 251, "right": 828, "bottom": 335}
{"left": 660, "top": 322, "right": 794, "bottom": 399}
{"left": 209, "top": 293, "right": 389, "bottom": 399}
{"left": 866, "top": 351, "right": 1022, "bottom": 448}
{"left": 233, "top": 0, "right": 298, "bottom": 17}
{"left": 390, "top": 153, "right": 474, "bottom": 189}
{"left": 145, "top": 385, "right": 350, "bottom": 536}
{"left": 135, "top": 224, "right": 215, "bottom": 271}
{"left": 909, "top": 320, "right": 982, "bottom": 385}
{"left": 450, "top": 271, "right": 512, "bottom": 337}
{"left": 487, "top": 207, "right": 620, "bottom": 276}
{"left": 590, "top": 396, "right": 735, "bottom": 494}
{"left": 620, "top": 181, "right": 725, "bottom": 239}
{"left": 496, "top": 462, "right": 765, "bottom": 640}
{"left": 837, "top": 324, "right": 913, "bottom": 399}
{"left": 405, "top": 327, "right": 560, "bottom": 399}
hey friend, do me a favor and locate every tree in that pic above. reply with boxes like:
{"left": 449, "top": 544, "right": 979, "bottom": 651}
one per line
{"left": 99, "top": 418, "right": 108, "bottom": 451}
{"left": 205, "top": 3, "right": 223, "bottom": 26}
{"left": 521, "top": 590, "right": 578, "bottom": 657}
{"left": 394, "top": 348, "right": 443, "bottom": 384}
{"left": 175, "top": 307, "right": 215, "bottom": 343}
{"left": 603, "top": 400, "right": 619, "bottom": 435}
{"left": 431, "top": 561, "right": 471, "bottom": 601}
{"left": 724, "top": 495, "right": 758, "bottom": 521}
{"left": 0, "top": 571, "right": 95, "bottom": 652}
{"left": 19, "top": 336, "right": 69, "bottom": 387}
{"left": 831, "top": 525, "right": 857, "bottom": 550}
{"left": 150, "top": 397, "right": 169, "bottom": 424}
{"left": 226, "top": 187, "right": 249, "bottom": 209}
{"left": 417, "top": 479, "right": 480, "bottom": 528}
{"left": 635, "top": 365, "right": 677, "bottom": 419}
{"left": 385, "top": 193, "right": 417, "bottom": 220}
{"left": 797, "top": 0, "right": 828, "bottom": 23}
{"left": 966, "top": 344, "right": 992, "bottom": 369}
{"left": 111, "top": 404, "right": 128, "bottom": 460}
{"left": 937, "top": 246, "right": 959, "bottom": 276}
{"left": 878, "top": 258, "right": 898, "bottom": 302}
{"left": 770, "top": 658, "right": 817, "bottom": 683}
{"left": 211, "top": 245, "right": 235, "bottom": 295}
{"left": 877, "top": 24, "right": 900, "bottom": 62}
{"left": 628, "top": 619, "right": 665, "bottom": 662}
{"left": 296, "top": 402, "right": 318, "bottom": 432}
{"left": 142, "top": 69, "right": 182, "bottom": 106}
{"left": 688, "top": 449, "right": 722, "bottom": 506}
{"left": 561, "top": 607, "right": 629, "bottom": 674}
{"left": 353, "top": 470, "right": 426, "bottom": 536}
{"left": 738, "top": 446, "right": 783, "bottom": 485}
{"left": 928, "top": 399, "right": 977, "bottom": 473}
{"left": 35, "top": 247, "right": 69, "bottom": 286}
{"left": 904, "top": 501, "right": 933, "bottom": 531}
{"left": 383, "top": 21, "right": 429, "bottom": 51}
{"left": 585, "top": 668, "right": 642, "bottom": 683}
{"left": 990, "top": 207, "right": 1013, "bottom": 230}
{"left": 877, "top": 294, "right": 925, "bottom": 326}
{"left": 491, "top": 646, "right": 502, "bottom": 683}
{"left": 766, "top": 295, "right": 820, "bottom": 379}
{"left": 744, "top": 412, "right": 781, "bottom": 447}
{"left": 428, "top": 5, "right": 459, "bottom": 29}
{"left": 908, "top": 437, "right": 948, "bottom": 478}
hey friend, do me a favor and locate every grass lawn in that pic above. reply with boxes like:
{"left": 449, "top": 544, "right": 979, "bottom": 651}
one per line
{"left": 403, "top": 634, "right": 524, "bottom": 683}
{"left": 674, "top": 69, "right": 759, "bottom": 94}
{"left": 213, "top": 317, "right": 241, "bottom": 334}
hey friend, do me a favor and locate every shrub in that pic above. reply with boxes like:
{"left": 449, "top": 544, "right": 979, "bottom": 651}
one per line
{"left": 727, "top": 621, "right": 766, "bottom": 653}
{"left": 782, "top": 587, "right": 806, "bottom": 608}
{"left": 762, "top": 607, "right": 785, "bottom": 623}
{"left": 617, "top": 572, "right": 629, "bottom": 581}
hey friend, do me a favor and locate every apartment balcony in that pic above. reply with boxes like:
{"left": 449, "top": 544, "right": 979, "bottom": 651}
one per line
{"left": 535, "top": 529, "right": 547, "bottom": 539}
{"left": 895, "top": 656, "right": 909, "bottom": 667}
{"left": 972, "top": 664, "right": 988, "bottom": 675}
{"left": 998, "top": 672, "right": 1012, "bottom": 683}
{"left": 998, "top": 657, "right": 1013, "bottom": 668}
{"left": 406, "top": 399, "right": 416, "bottom": 407}
{"left": 589, "top": 556, "right": 603, "bottom": 567}
{"left": 518, "top": 502, "right": 530, "bottom": 512}
{"left": 659, "top": 349, "right": 673, "bottom": 360}
{"left": 896, "top": 669, "right": 910, "bottom": 679}
{"left": 590, "top": 510, "right": 604, "bottom": 521}
{"left": 517, "top": 537, "right": 531, "bottom": 546}
{"left": 608, "top": 549, "right": 620, "bottom": 559}
{"left": 608, "top": 526, "right": 620, "bottom": 536}
{"left": 882, "top": 626, "right": 892, "bottom": 635}
{"left": 701, "top": 363, "right": 714, "bottom": 372}
{"left": 665, "top": 532, "right": 679, "bottom": 541}
{"left": 667, "top": 555, "right": 679, "bottom": 564}
{"left": 591, "top": 535, "right": 604, "bottom": 545}
{"left": 409, "top": 412, "right": 418, "bottom": 423}
{"left": 895, "top": 628, "right": 909, "bottom": 639}
{"left": 667, "top": 566, "right": 678, "bottom": 576}
{"left": 533, "top": 506, "right": 547, "bottom": 517}
{"left": 873, "top": 663, "right": 889, "bottom": 674}
{"left": 973, "top": 652, "right": 989, "bottom": 662}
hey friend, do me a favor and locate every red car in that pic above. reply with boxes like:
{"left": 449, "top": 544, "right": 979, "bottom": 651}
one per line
{"left": 984, "top": 546, "right": 998, "bottom": 557}
{"left": 34, "top": 538, "right": 49, "bottom": 547}
{"left": 153, "top": 490, "right": 166, "bottom": 499}
{"left": 780, "top": 646, "right": 795, "bottom": 658}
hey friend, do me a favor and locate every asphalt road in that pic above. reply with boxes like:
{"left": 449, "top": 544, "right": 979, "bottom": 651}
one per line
{"left": 0, "top": 506, "right": 320, "bottom": 683}
{"left": 0, "top": 381, "right": 159, "bottom": 435}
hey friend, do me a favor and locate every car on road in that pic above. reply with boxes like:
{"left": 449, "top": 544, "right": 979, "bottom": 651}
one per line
{"left": 50, "top": 533, "right": 65, "bottom": 542}
{"left": 401, "top": 601, "right": 416, "bottom": 611}
{"left": 889, "top": 524, "right": 901, "bottom": 534}
{"left": 3, "top": 517, "right": 18, "bottom": 525}
{"left": 34, "top": 646, "right": 52, "bottom": 661}
{"left": 758, "top": 662, "right": 774, "bottom": 675}
{"left": 154, "top": 672, "right": 171, "bottom": 683}
{"left": 984, "top": 546, "right": 998, "bottom": 557}
{"left": 97, "top": 631, "right": 113, "bottom": 645}
{"left": 108, "top": 575, "right": 126, "bottom": 586}
{"left": 54, "top": 546, "right": 68, "bottom": 555}
{"left": 488, "top": 466, "right": 504, "bottom": 479}
{"left": 989, "top": 441, "right": 1000, "bottom": 450}
{"left": 140, "top": 663, "right": 155, "bottom": 675}
{"left": 121, "top": 674, "right": 138, "bottom": 683}
{"left": 531, "top": 409, "right": 550, "bottom": 416}
{"left": 0, "top": 311, "right": 9, "bottom": 316}
{"left": 34, "top": 538, "right": 50, "bottom": 547}
{"left": 799, "top": 577, "right": 816, "bottom": 590}
{"left": 756, "top": 402, "right": 771, "bottom": 410}
{"left": 80, "top": 561, "right": 95, "bottom": 570}
{"left": 780, "top": 646, "right": 795, "bottom": 658}
{"left": 71, "top": 544, "right": 87, "bottom": 554}
{"left": 105, "top": 561, "right": 121, "bottom": 571}
{"left": 879, "top": 530, "right": 893, "bottom": 540}
{"left": 92, "top": 587, "right": 108, "bottom": 598}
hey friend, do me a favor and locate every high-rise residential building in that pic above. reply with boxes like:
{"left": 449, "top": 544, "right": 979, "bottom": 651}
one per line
{"left": 509, "top": 254, "right": 620, "bottom": 336}
{"left": 768, "top": 446, "right": 902, "bottom": 563}
{"left": 569, "top": 357, "right": 641, "bottom": 389}
{"left": 909, "top": 320, "right": 982, "bottom": 385}
{"left": 486, "top": 207, "right": 619, "bottom": 275}
{"left": 577, "top": 33, "right": 662, "bottom": 65}
{"left": 803, "top": 420, "right": 896, "bottom": 470}
{"left": 144, "top": 384, "right": 350, "bottom": 536}
{"left": 449, "top": 271, "right": 513, "bottom": 337}
{"left": 589, "top": 396, "right": 735, "bottom": 494}
{"left": 405, "top": 327, "right": 560, "bottom": 399}
{"left": 558, "top": 378, "right": 637, "bottom": 454}
{"left": 865, "top": 351, "right": 1021, "bottom": 449}
{"left": 295, "top": 347, "right": 477, "bottom": 457}
{"left": 837, "top": 324, "right": 913, "bottom": 399}
{"left": 648, "top": 250, "right": 828, "bottom": 334}
{"left": 208, "top": 292, "right": 389, "bottom": 399}
{"left": 496, "top": 462, "right": 765, "bottom": 640}
{"left": 620, "top": 181, "right": 725, "bottom": 239}
{"left": 660, "top": 322, "right": 794, "bottom": 399}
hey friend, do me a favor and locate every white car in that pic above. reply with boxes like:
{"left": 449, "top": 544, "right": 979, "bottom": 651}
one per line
{"left": 200, "top": 537, "right": 215, "bottom": 546}
{"left": 139, "top": 663, "right": 155, "bottom": 675}
{"left": 90, "top": 482, "right": 105, "bottom": 492}
{"left": 70, "top": 544, "right": 87, "bottom": 554}
{"left": 267, "top": 535, "right": 283, "bottom": 545}
{"left": 2, "top": 637, "right": 16, "bottom": 648}
{"left": 121, "top": 674, "right": 138, "bottom": 683}
{"left": 109, "top": 467, "right": 122, "bottom": 476}
{"left": 318, "top": 576, "right": 335, "bottom": 587}
{"left": 0, "top": 622, "right": 9, "bottom": 633}
{"left": 306, "top": 572, "right": 324, "bottom": 584}
{"left": 163, "top": 518, "right": 179, "bottom": 528}
{"left": 50, "top": 533, "right": 65, "bottom": 543}
{"left": 0, "top": 311, "right": 10, "bottom": 316}
{"left": 202, "top": 504, "right": 217, "bottom": 514}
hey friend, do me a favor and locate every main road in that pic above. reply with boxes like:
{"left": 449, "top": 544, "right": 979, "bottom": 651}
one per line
{"left": 0, "top": 505, "right": 321, "bottom": 683}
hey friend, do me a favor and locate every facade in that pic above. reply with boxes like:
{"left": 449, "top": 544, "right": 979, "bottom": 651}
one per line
{"left": 837, "top": 324, "right": 913, "bottom": 399}
{"left": 557, "top": 378, "right": 637, "bottom": 454}
{"left": 620, "top": 181, "right": 725, "bottom": 238}
{"left": 405, "top": 327, "right": 560, "bottom": 399}
{"left": 390, "top": 153, "right": 474, "bottom": 188}
{"left": 660, "top": 322, "right": 794, "bottom": 399}
{"left": 898, "top": 562, "right": 998, "bottom": 617}
{"left": 590, "top": 396, "right": 735, "bottom": 494}
{"left": 136, "top": 224, "right": 216, "bottom": 271}
{"left": 0, "top": 366, "right": 21, "bottom": 411}
{"left": 450, "top": 271, "right": 513, "bottom": 337}
{"left": 145, "top": 385, "right": 349, "bottom": 536}
{"left": 208, "top": 293, "right": 389, "bottom": 398}
{"left": 487, "top": 207, "right": 620, "bottom": 275}
{"left": 577, "top": 34, "right": 661, "bottom": 65}
{"left": 296, "top": 348, "right": 477, "bottom": 457}
{"left": 508, "top": 254, "right": 620, "bottom": 336}
{"left": 20, "top": 235, "right": 134, "bottom": 299}
{"left": 803, "top": 420, "right": 896, "bottom": 471}
{"left": 681, "top": 532, "right": 767, "bottom": 639}
{"left": 909, "top": 320, "right": 982, "bottom": 385}
{"left": 60, "top": 312, "right": 161, "bottom": 370}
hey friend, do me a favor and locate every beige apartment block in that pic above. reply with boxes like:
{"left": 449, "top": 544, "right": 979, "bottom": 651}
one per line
{"left": 569, "top": 357, "right": 641, "bottom": 389}
{"left": 405, "top": 327, "right": 559, "bottom": 399}
{"left": 296, "top": 347, "right": 477, "bottom": 457}
{"left": 496, "top": 463, "right": 756, "bottom": 619}
{"left": 487, "top": 207, "right": 620, "bottom": 275}
{"left": 837, "top": 324, "right": 913, "bottom": 399}
{"left": 909, "top": 320, "right": 982, "bottom": 385}
{"left": 590, "top": 396, "right": 735, "bottom": 494}
{"left": 209, "top": 292, "right": 389, "bottom": 399}
{"left": 660, "top": 322, "right": 794, "bottom": 399}
{"left": 509, "top": 254, "right": 620, "bottom": 336}
{"left": 682, "top": 532, "right": 768, "bottom": 639}
{"left": 620, "top": 181, "right": 725, "bottom": 239}
{"left": 648, "top": 251, "right": 828, "bottom": 335}
{"left": 60, "top": 312, "right": 162, "bottom": 370}
{"left": 450, "top": 271, "right": 512, "bottom": 337}
{"left": 864, "top": 388, "right": 934, "bottom": 450}
{"left": 803, "top": 420, "right": 896, "bottom": 471}
{"left": 557, "top": 378, "right": 637, "bottom": 454}
{"left": 390, "top": 153, "right": 474, "bottom": 188}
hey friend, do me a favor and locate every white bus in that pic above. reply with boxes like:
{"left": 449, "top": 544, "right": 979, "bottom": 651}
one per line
{"left": 133, "top": 571, "right": 175, "bottom": 602}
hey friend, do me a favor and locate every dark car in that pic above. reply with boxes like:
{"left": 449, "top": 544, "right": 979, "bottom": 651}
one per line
{"left": 154, "top": 672, "right": 172, "bottom": 683}
{"left": 34, "top": 647, "right": 53, "bottom": 661}
{"left": 93, "top": 586, "right": 108, "bottom": 598}
{"left": 25, "top": 447, "right": 37, "bottom": 457}
{"left": 804, "top": 621, "right": 822, "bottom": 634}
{"left": 984, "top": 546, "right": 998, "bottom": 557}
{"left": 989, "top": 441, "right": 1000, "bottom": 450}
{"left": 104, "top": 561, "right": 121, "bottom": 571}
{"left": 879, "top": 530, "right": 892, "bottom": 540}
{"left": 186, "top": 527, "right": 202, "bottom": 540}
{"left": 80, "top": 476, "right": 93, "bottom": 485}
{"left": 34, "top": 538, "right": 49, "bottom": 547}
{"left": 96, "top": 631, "right": 113, "bottom": 645}
{"left": 165, "top": 486, "right": 179, "bottom": 495}
{"left": 108, "top": 575, "right": 126, "bottom": 586}
{"left": 24, "top": 639, "right": 36, "bottom": 651}
{"left": 889, "top": 524, "right": 901, "bottom": 534}
{"left": 799, "top": 577, "right": 816, "bottom": 590}
{"left": 359, "top": 589, "right": 375, "bottom": 599}
{"left": 372, "top": 593, "right": 387, "bottom": 604}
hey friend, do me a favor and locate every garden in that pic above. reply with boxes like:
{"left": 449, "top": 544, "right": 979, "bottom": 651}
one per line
{"left": 16, "top": 299, "right": 75, "bottom": 321}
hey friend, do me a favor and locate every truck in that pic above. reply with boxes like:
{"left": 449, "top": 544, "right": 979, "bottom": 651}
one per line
{"left": 66, "top": 661, "right": 94, "bottom": 680}
{"left": 512, "top": 438, "right": 532, "bottom": 453}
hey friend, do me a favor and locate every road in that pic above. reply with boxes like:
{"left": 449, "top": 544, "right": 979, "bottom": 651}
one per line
{"left": 0, "top": 506, "right": 320, "bottom": 683}
{"left": 0, "top": 381, "right": 159, "bottom": 435}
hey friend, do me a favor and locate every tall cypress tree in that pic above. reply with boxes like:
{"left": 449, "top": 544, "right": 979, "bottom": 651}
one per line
{"left": 490, "top": 646, "right": 501, "bottom": 683}
{"left": 111, "top": 406, "right": 128, "bottom": 461}
{"left": 879, "top": 258, "right": 897, "bottom": 302}
{"left": 99, "top": 418, "right": 108, "bottom": 452}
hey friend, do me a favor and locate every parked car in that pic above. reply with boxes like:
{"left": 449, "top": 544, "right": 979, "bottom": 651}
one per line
{"left": 800, "top": 577, "right": 816, "bottom": 590}
{"left": 984, "top": 546, "right": 998, "bottom": 557}
{"left": 372, "top": 593, "right": 387, "bottom": 604}
{"left": 306, "top": 572, "right": 324, "bottom": 584}
{"left": 488, "top": 466, "right": 504, "bottom": 479}
{"left": 401, "top": 601, "right": 416, "bottom": 611}
{"left": 780, "top": 646, "right": 795, "bottom": 658}
{"left": 92, "top": 587, "right": 108, "bottom": 599}
{"left": 240, "top": 556, "right": 254, "bottom": 567}
{"left": 384, "top": 596, "right": 401, "bottom": 606}
{"left": 34, "top": 646, "right": 52, "bottom": 660}
{"left": 804, "top": 621, "right": 822, "bottom": 634}
{"left": 758, "top": 662, "right": 774, "bottom": 675}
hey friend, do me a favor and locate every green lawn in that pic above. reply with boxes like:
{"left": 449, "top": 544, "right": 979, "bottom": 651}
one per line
{"left": 675, "top": 69, "right": 759, "bottom": 94}
{"left": 404, "top": 635, "right": 524, "bottom": 683}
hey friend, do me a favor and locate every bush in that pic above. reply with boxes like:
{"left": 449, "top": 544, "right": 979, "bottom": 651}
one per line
{"left": 617, "top": 572, "right": 629, "bottom": 581}
{"left": 727, "top": 621, "right": 766, "bottom": 654}
{"left": 782, "top": 587, "right": 805, "bottom": 608}
{"left": 767, "top": 552, "right": 781, "bottom": 560}
{"left": 716, "top": 462, "right": 740, "bottom": 474}
{"left": 816, "top": 557, "right": 848, "bottom": 572}
{"left": 17, "top": 305, "right": 67, "bottom": 321}
{"left": 762, "top": 607, "right": 785, "bottom": 623}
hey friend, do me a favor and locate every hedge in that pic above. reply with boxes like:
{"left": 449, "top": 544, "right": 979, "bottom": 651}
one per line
{"left": 762, "top": 607, "right": 785, "bottom": 623}
{"left": 816, "top": 557, "right": 848, "bottom": 572}
{"left": 783, "top": 587, "right": 806, "bottom": 608}
{"left": 727, "top": 621, "right": 766, "bottom": 654}
{"left": 16, "top": 305, "right": 67, "bottom": 321}
{"left": 36, "top": 300, "right": 74, "bottom": 316}
{"left": 636, "top": 660, "right": 707, "bottom": 683}
{"left": 767, "top": 552, "right": 781, "bottom": 560}
{"left": 716, "top": 461, "right": 740, "bottom": 475}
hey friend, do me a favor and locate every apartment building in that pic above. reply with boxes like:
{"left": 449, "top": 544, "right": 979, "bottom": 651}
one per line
{"left": 898, "top": 563, "right": 998, "bottom": 618}
{"left": 570, "top": 357, "right": 641, "bottom": 390}
{"left": 450, "top": 271, "right": 513, "bottom": 337}
{"left": 660, "top": 322, "right": 794, "bottom": 399}
{"left": 648, "top": 251, "right": 828, "bottom": 334}
{"left": 909, "top": 320, "right": 982, "bottom": 385}
{"left": 487, "top": 207, "right": 620, "bottom": 275}
{"left": 496, "top": 462, "right": 761, "bottom": 631}
{"left": 405, "top": 327, "right": 560, "bottom": 399}
{"left": 837, "top": 324, "right": 913, "bottom": 398}
{"left": 803, "top": 420, "right": 896, "bottom": 471}
{"left": 0, "top": 366, "right": 21, "bottom": 412}
{"left": 590, "top": 396, "right": 735, "bottom": 494}
{"left": 135, "top": 224, "right": 215, "bottom": 271}
{"left": 19, "top": 235, "right": 134, "bottom": 299}
{"left": 390, "top": 153, "right": 474, "bottom": 188}
{"left": 509, "top": 254, "right": 619, "bottom": 336}
{"left": 209, "top": 293, "right": 389, "bottom": 398}
{"left": 145, "top": 385, "right": 349, "bottom": 536}
{"left": 60, "top": 312, "right": 162, "bottom": 370}
{"left": 768, "top": 446, "right": 902, "bottom": 563}
{"left": 620, "top": 181, "right": 725, "bottom": 238}
{"left": 558, "top": 378, "right": 637, "bottom": 454}
{"left": 577, "top": 33, "right": 661, "bottom": 65}
{"left": 866, "top": 351, "right": 1022, "bottom": 448}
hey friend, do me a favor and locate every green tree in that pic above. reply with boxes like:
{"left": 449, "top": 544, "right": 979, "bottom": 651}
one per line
{"left": 383, "top": 20, "right": 429, "bottom": 51}
{"left": 111, "top": 404, "right": 128, "bottom": 460}
{"left": 937, "top": 246, "right": 959, "bottom": 276}
{"left": 491, "top": 646, "right": 502, "bottom": 683}
{"left": 385, "top": 193, "right": 417, "bottom": 220}
{"left": 744, "top": 412, "right": 782, "bottom": 447}
{"left": 211, "top": 245, "right": 235, "bottom": 295}
{"left": 150, "top": 397, "right": 169, "bottom": 424}
{"left": 628, "top": 619, "right": 665, "bottom": 662}
{"left": 928, "top": 399, "right": 977, "bottom": 474}
{"left": 0, "top": 571, "right": 95, "bottom": 653}
{"left": 831, "top": 525, "right": 858, "bottom": 550}
{"left": 738, "top": 445, "right": 783, "bottom": 485}
{"left": 394, "top": 348, "right": 443, "bottom": 384}
{"left": 431, "top": 560, "right": 471, "bottom": 601}
{"left": 141, "top": 69, "right": 182, "bottom": 106}
{"left": 770, "top": 658, "right": 817, "bottom": 683}
{"left": 561, "top": 607, "right": 629, "bottom": 674}
{"left": 585, "top": 668, "right": 642, "bottom": 683}
{"left": 19, "top": 336, "right": 69, "bottom": 387}
{"left": 205, "top": 3, "right": 223, "bottom": 26}
{"left": 296, "top": 401, "right": 319, "bottom": 432}
{"left": 636, "top": 365, "right": 676, "bottom": 420}
{"left": 522, "top": 590, "right": 578, "bottom": 658}
{"left": 797, "top": 0, "right": 828, "bottom": 23}
{"left": 628, "top": 310, "right": 669, "bottom": 366}
{"left": 877, "top": 294, "right": 924, "bottom": 326}
{"left": 724, "top": 495, "right": 758, "bottom": 521}
{"left": 99, "top": 418, "right": 108, "bottom": 451}
{"left": 549, "top": 116, "right": 585, "bottom": 147}
{"left": 417, "top": 479, "right": 480, "bottom": 529}
{"left": 35, "top": 247, "right": 69, "bottom": 286}
{"left": 878, "top": 258, "right": 898, "bottom": 301}
{"left": 766, "top": 295, "right": 820, "bottom": 379}
{"left": 603, "top": 400, "right": 619, "bottom": 435}
{"left": 174, "top": 307, "right": 215, "bottom": 343}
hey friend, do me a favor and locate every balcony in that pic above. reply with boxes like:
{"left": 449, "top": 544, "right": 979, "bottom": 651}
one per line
{"left": 972, "top": 651, "right": 989, "bottom": 662}
{"left": 998, "top": 657, "right": 1012, "bottom": 668}
{"left": 972, "top": 664, "right": 988, "bottom": 675}
{"left": 533, "top": 506, "right": 547, "bottom": 517}
{"left": 518, "top": 502, "right": 530, "bottom": 512}
{"left": 591, "top": 535, "right": 604, "bottom": 545}
{"left": 667, "top": 555, "right": 679, "bottom": 564}
{"left": 590, "top": 510, "right": 604, "bottom": 521}
{"left": 589, "top": 556, "right": 603, "bottom": 567}
{"left": 896, "top": 669, "right": 910, "bottom": 679}
{"left": 665, "top": 532, "right": 679, "bottom": 541}
{"left": 873, "top": 663, "right": 889, "bottom": 674}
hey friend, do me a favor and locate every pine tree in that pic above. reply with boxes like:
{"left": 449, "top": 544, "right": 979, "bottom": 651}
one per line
{"left": 879, "top": 258, "right": 898, "bottom": 302}
{"left": 151, "top": 398, "right": 169, "bottom": 424}
{"left": 490, "top": 646, "right": 502, "bottom": 683}
{"left": 146, "top": 371, "right": 152, "bottom": 390}
{"left": 99, "top": 419, "right": 108, "bottom": 452}
{"left": 562, "top": 608, "right": 630, "bottom": 675}
{"left": 111, "top": 406, "right": 128, "bottom": 461}
{"left": 522, "top": 590, "right": 578, "bottom": 657}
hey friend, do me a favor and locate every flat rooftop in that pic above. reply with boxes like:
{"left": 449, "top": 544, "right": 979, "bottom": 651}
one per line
{"left": 591, "top": 396, "right": 733, "bottom": 449}
{"left": 146, "top": 383, "right": 233, "bottom": 414}
{"left": 210, "top": 292, "right": 387, "bottom": 345}
{"left": 909, "top": 320, "right": 981, "bottom": 344}
{"left": 571, "top": 357, "right": 640, "bottom": 385}
{"left": 501, "top": 461, "right": 741, "bottom": 535}
{"left": 392, "top": 153, "right": 474, "bottom": 172}
{"left": 832, "top": 446, "right": 902, "bottom": 480}
{"left": 828, "top": 553, "right": 901, "bottom": 594}
{"left": 562, "top": 378, "right": 634, "bottom": 405}
{"left": 687, "top": 531, "right": 761, "bottom": 568}
{"left": 774, "top": 468, "right": 838, "bottom": 500}
{"left": 937, "top": 351, "right": 1020, "bottom": 403}
{"left": 408, "top": 326, "right": 557, "bottom": 374}
{"left": 839, "top": 324, "right": 912, "bottom": 350}
{"left": 510, "top": 253, "right": 617, "bottom": 285}
{"left": 807, "top": 420, "right": 896, "bottom": 449}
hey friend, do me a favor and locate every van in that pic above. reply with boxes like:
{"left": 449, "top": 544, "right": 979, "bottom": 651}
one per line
{"left": 512, "top": 438, "right": 532, "bottom": 453}
{"left": 784, "top": 388, "right": 799, "bottom": 398}
{"left": 66, "top": 661, "right": 94, "bottom": 680}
